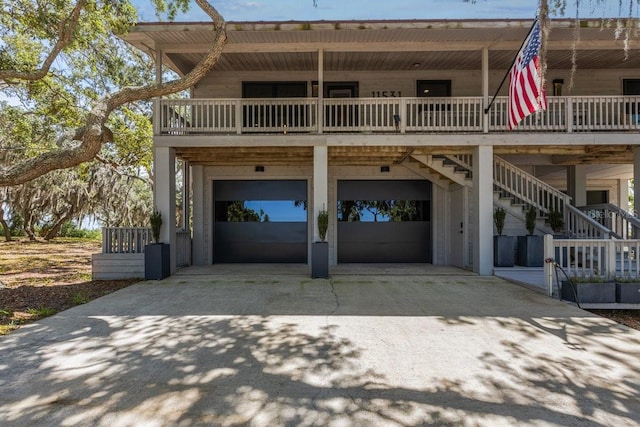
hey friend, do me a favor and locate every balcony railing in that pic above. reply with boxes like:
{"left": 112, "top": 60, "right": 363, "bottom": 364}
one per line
{"left": 156, "top": 96, "right": 640, "bottom": 135}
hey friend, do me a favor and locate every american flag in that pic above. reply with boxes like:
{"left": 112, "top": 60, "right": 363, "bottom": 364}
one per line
{"left": 508, "top": 20, "right": 547, "bottom": 130}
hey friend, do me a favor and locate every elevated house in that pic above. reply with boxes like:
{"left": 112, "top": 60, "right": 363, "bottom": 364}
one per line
{"left": 94, "top": 18, "right": 640, "bottom": 284}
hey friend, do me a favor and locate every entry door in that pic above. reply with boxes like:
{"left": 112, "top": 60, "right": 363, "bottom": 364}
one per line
{"left": 449, "top": 186, "right": 465, "bottom": 268}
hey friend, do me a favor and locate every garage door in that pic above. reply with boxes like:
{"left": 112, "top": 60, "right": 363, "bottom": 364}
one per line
{"left": 214, "top": 180, "right": 307, "bottom": 263}
{"left": 337, "top": 180, "right": 431, "bottom": 263}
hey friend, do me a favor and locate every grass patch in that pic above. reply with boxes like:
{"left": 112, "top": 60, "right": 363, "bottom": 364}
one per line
{"left": 70, "top": 292, "right": 91, "bottom": 305}
{"left": 26, "top": 307, "right": 57, "bottom": 318}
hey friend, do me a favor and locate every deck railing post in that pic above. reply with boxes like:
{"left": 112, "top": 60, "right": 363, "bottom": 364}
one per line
{"left": 544, "top": 234, "right": 554, "bottom": 296}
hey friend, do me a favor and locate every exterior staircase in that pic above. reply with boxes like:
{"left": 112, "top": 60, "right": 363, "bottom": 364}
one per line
{"left": 409, "top": 153, "right": 624, "bottom": 239}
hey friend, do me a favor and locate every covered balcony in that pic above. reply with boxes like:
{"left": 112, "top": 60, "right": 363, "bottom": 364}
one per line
{"left": 155, "top": 95, "right": 640, "bottom": 135}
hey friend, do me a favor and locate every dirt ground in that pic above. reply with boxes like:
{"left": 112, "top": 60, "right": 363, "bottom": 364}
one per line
{"left": 0, "top": 238, "right": 137, "bottom": 334}
{"left": 0, "top": 238, "right": 639, "bottom": 334}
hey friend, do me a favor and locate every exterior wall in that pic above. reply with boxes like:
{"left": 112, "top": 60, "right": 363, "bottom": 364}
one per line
{"left": 92, "top": 253, "right": 144, "bottom": 280}
{"left": 190, "top": 162, "right": 452, "bottom": 266}
{"left": 194, "top": 69, "right": 629, "bottom": 99}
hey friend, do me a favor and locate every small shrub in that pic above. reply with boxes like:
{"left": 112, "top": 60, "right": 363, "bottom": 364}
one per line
{"left": 525, "top": 206, "right": 537, "bottom": 235}
{"left": 494, "top": 207, "right": 506, "bottom": 236}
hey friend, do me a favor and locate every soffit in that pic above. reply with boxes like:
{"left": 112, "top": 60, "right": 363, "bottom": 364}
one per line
{"left": 123, "top": 19, "right": 640, "bottom": 75}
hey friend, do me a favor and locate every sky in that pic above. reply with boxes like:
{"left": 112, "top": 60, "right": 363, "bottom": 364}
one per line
{"left": 134, "top": 0, "right": 632, "bottom": 22}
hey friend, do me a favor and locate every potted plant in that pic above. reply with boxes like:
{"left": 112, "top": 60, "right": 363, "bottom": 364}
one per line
{"left": 494, "top": 207, "right": 514, "bottom": 267}
{"left": 614, "top": 276, "right": 640, "bottom": 304}
{"left": 561, "top": 273, "right": 616, "bottom": 304}
{"left": 145, "top": 209, "right": 170, "bottom": 280}
{"left": 312, "top": 207, "right": 329, "bottom": 278}
{"left": 517, "top": 206, "right": 543, "bottom": 267}
{"left": 548, "top": 209, "right": 565, "bottom": 236}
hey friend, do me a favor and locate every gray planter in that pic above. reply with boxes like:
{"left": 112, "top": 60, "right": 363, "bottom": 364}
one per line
{"left": 312, "top": 242, "right": 329, "bottom": 279}
{"left": 615, "top": 282, "right": 640, "bottom": 303}
{"left": 561, "top": 280, "right": 616, "bottom": 303}
{"left": 145, "top": 243, "right": 170, "bottom": 280}
{"left": 494, "top": 235, "right": 514, "bottom": 267}
{"left": 517, "top": 235, "right": 543, "bottom": 267}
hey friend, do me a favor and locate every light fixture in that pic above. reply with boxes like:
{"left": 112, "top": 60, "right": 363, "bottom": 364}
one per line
{"left": 255, "top": 166, "right": 265, "bottom": 172}
{"left": 413, "top": 62, "right": 421, "bottom": 68}
{"left": 381, "top": 166, "right": 390, "bottom": 173}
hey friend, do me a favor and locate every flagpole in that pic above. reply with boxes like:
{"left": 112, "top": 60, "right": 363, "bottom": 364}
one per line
{"left": 484, "top": 19, "right": 539, "bottom": 115}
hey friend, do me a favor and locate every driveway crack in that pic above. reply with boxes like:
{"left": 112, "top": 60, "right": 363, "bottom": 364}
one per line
{"left": 328, "top": 279, "right": 339, "bottom": 315}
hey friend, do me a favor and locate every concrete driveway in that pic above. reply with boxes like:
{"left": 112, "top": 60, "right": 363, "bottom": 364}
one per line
{"left": 0, "top": 273, "right": 639, "bottom": 426}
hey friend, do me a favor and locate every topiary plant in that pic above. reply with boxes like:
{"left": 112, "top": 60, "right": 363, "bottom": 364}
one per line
{"left": 494, "top": 207, "right": 506, "bottom": 236}
{"left": 150, "top": 209, "right": 162, "bottom": 243}
{"left": 548, "top": 209, "right": 564, "bottom": 234}
{"left": 525, "top": 206, "right": 537, "bottom": 235}
{"left": 317, "top": 208, "right": 328, "bottom": 242}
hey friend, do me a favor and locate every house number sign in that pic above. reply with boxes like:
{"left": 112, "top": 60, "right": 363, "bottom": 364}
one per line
{"left": 371, "top": 91, "right": 402, "bottom": 97}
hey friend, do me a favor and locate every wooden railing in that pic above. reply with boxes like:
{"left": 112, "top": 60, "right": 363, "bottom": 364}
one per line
{"left": 102, "top": 228, "right": 192, "bottom": 268}
{"left": 156, "top": 96, "right": 640, "bottom": 135}
{"left": 544, "top": 236, "right": 640, "bottom": 294}
{"left": 494, "top": 156, "right": 570, "bottom": 214}
{"left": 102, "top": 227, "right": 153, "bottom": 254}
{"left": 176, "top": 230, "right": 191, "bottom": 267}
{"left": 578, "top": 203, "right": 640, "bottom": 239}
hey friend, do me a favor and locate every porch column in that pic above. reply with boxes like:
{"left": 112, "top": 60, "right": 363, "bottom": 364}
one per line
{"left": 482, "top": 47, "right": 489, "bottom": 133}
{"left": 154, "top": 146, "right": 176, "bottom": 274}
{"left": 635, "top": 148, "right": 640, "bottom": 225}
{"left": 567, "top": 165, "right": 587, "bottom": 207}
{"left": 317, "top": 49, "right": 324, "bottom": 134}
{"left": 473, "top": 145, "right": 493, "bottom": 275}
{"left": 191, "top": 165, "right": 206, "bottom": 265}
{"left": 313, "top": 145, "right": 328, "bottom": 242}
{"left": 618, "top": 178, "right": 630, "bottom": 210}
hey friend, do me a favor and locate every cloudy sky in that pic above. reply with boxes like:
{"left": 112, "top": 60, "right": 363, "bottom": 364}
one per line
{"left": 134, "top": 0, "right": 631, "bottom": 22}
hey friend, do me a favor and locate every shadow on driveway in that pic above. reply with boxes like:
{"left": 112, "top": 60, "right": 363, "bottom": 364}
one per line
{"left": 0, "top": 274, "right": 639, "bottom": 426}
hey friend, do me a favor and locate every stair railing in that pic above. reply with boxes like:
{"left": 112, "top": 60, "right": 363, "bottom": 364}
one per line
{"left": 565, "top": 205, "right": 611, "bottom": 239}
{"left": 493, "top": 156, "right": 570, "bottom": 213}
{"left": 493, "top": 156, "right": 611, "bottom": 239}
{"left": 578, "top": 203, "right": 640, "bottom": 239}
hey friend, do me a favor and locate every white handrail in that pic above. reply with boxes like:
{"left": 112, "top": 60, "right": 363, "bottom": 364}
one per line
{"left": 493, "top": 156, "right": 570, "bottom": 213}
{"left": 544, "top": 236, "right": 640, "bottom": 290}
{"left": 579, "top": 203, "right": 640, "bottom": 239}
{"left": 156, "top": 96, "right": 640, "bottom": 135}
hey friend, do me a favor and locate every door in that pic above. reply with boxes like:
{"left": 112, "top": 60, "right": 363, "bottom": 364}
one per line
{"left": 325, "top": 82, "right": 359, "bottom": 128}
{"left": 337, "top": 180, "right": 432, "bottom": 263}
{"left": 449, "top": 186, "right": 465, "bottom": 268}
{"left": 213, "top": 180, "right": 308, "bottom": 263}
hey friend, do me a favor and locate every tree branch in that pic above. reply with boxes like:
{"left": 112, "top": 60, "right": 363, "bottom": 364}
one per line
{"left": 0, "top": 0, "right": 88, "bottom": 81}
{"left": 0, "top": 0, "right": 227, "bottom": 186}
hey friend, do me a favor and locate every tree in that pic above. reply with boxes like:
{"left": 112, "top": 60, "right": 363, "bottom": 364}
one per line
{"left": 0, "top": 0, "right": 227, "bottom": 186}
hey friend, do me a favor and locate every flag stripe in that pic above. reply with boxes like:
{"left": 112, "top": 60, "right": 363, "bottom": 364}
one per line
{"left": 508, "top": 20, "right": 547, "bottom": 130}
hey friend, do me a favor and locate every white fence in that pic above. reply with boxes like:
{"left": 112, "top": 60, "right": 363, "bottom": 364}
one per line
{"left": 543, "top": 235, "right": 640, "bottom": 295}
{"left": 101, "top": 227, "right": 192, "bottom": 268}
{"left": 156, "top": 96, "right": 640, "bottom": 135}
{"left": 102, "top": 227, "right": 153, "bottom": 254}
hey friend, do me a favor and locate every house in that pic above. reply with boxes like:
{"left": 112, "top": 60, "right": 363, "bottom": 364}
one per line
{"left": 93, "top": 18, "right": 640, "bottom": 281}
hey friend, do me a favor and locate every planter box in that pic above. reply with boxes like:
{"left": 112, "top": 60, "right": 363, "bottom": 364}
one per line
{"left": 494, "top": 235, "right": 514, "bottom": 267}
{"left": 145, "top": 243, "right": 170, "bottom": 280}
{"left": 561, "top": 280, "right": 616, "bottom": 304}
{"left": 517, "top": 235, "right": 543, "bottom": 267}
{"left": 311, "top": 242, "right": 329, "bottom": 279}
{"left": 615, "top": 282, "right": 640, "bottom": 304}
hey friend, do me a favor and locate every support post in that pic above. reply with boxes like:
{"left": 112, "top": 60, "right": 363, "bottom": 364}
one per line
{"left": 473, "top": 145, "right": 493, "bottom": 275}
{"left": 482, "top": 47, "right": 489, "bottom": 133}
{"left": 313, "top": 145, "right": 328, "bottom": 242}
{"left": 153, "top": 146, "right": 177, "bottom": 274}
{"left": 567, "top": 165, "right": 587, "bottom": 207}
{"left": 317, "top": 49, "right": 324, "bottom": 134}
{"left": 543, "top": 234, "right": 554, "bottom": 296}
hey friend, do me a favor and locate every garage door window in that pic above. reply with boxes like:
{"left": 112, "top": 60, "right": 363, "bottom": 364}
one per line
{"left": 337, "top": 200, "right": 429, "bottom": 222}
{"left": 216, "top": 201, "right": 306, "bottom": 222}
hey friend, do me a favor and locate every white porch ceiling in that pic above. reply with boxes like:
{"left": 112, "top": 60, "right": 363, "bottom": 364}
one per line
{"left": 122, "top": 19, "right": 640, "bottom": 76}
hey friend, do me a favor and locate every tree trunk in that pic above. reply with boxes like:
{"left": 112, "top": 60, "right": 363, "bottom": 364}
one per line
{"left": 0, "top": 206, "right": 12, "bottom": 242}
{"left": 44, "top": 211, "right": 75, "bottom": 241}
